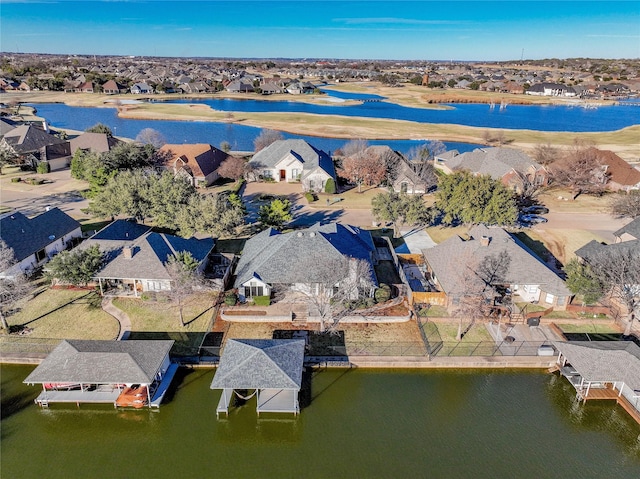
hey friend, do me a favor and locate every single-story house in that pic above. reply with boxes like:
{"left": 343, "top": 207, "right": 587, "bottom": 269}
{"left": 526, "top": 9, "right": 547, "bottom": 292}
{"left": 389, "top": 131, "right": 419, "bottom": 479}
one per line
{"left": 422, "top": 224, "right": 572, "bottom": 311}
{"left": 0, "top": 124, "right": 67, "bottom": 167}
{"left": 585, "top": 148, "right": 640, "bottom": 192}
{"left": 79, "top": 220, "right": 214, "bottom": 296}
{"left": 211, "top": 339, "right": 306, "bottom": 417}
{"left": 24, "top": 339, "right": 176, "bottom": 408}
{"left": 130, "top": 82, "right": 153, "bottom": 94}
{"left": 225, "top": 80, "right": 254, "bottom": 93}
{"left": 158, "top": 143, "right": 228, "bottom": 187}
{"left": 0, "top": 208, "right": 82, "bottom": 277}
{"left": 614, "top": 217, "right": 640, "bottom": 244}
{"left": 69, "top": 132, "right": 122, "bottom": 155}
{"left": 249, "top": 139, "right": 336, "bottom": 192}
{"left": 434, "top": 147, "right": 549, "bottom": 193}
{"left": 370, "top": 145, "right": 432, "bottom": 194}
{"left": 526, "top": 83, "right": 577, "bottom": 97}
{"left": 233, "top": 222, "right": 377, "bottom": 302}
{"left": 75, "top": 81, "right": 95, "bottom": 93}
{"left": 101, "top": 80, "right": 128, "bottom": 95}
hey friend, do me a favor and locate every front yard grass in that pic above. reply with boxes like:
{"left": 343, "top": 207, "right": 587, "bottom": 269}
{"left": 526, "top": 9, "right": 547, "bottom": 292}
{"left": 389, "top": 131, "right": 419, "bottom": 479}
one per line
{"left": 113, "top": 292, "right": 218, "bottom": 355}
{"left": 3, "top": 289, "right": 119, "bottom": 340}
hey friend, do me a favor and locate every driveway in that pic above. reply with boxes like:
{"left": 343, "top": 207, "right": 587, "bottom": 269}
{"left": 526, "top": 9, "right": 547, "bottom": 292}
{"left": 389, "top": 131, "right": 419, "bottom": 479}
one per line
{"left": 535, "top": 212, "right": 630, "bottom": 243}
{"left": 1, "top": 170, "right": 90, "bottom": 219}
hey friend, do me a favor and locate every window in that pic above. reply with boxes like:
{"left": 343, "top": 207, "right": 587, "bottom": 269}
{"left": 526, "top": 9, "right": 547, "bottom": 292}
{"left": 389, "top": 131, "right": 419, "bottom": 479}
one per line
{"left": 263, "top": 170, "right": 273, "bottom": 178}
{"left": 545, "top": 293, "right": 555, "bottom": 304}
{"left": 556, "top": 295, "right": 566, "bottom": 306}
{"left": 35, "top": 249, "right": 46, "bottom": 262}
{"left": 245, "top": 285, "right": 264, "bottom": 297}
{"left": 400, "top": 182, "right": 408, "bottom": 194}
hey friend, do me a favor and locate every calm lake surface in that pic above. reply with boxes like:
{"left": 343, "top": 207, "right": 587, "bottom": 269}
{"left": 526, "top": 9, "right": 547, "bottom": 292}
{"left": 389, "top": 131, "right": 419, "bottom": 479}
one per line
{"left": 2, "top": 364, "right": 640, "bottom": 479}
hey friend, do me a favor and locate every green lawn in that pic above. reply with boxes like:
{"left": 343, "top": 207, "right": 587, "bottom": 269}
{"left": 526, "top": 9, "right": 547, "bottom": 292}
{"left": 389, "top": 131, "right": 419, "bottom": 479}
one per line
{"left": 113, "top": 292, "right": 218, "bottom": 355}
{"left": 3, "top": 289, "right": 119, "bottom": 340}
{"left": 434, "top": 322, "right": 494, "bottom": 343}
{"left": 556, "top": 323, "right": 620, "bottom": 334}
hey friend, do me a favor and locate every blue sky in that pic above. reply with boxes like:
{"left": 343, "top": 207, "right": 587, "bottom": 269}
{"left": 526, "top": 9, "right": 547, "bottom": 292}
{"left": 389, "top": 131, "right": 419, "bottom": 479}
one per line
{"left": 1, "top": 1, "right": 639, "bottom": 60}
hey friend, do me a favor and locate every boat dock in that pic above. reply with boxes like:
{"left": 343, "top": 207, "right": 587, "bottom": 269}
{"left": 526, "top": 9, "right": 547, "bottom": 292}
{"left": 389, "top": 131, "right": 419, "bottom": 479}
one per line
{"left": 35, "top": 386, "right": 122, "bottom": 407}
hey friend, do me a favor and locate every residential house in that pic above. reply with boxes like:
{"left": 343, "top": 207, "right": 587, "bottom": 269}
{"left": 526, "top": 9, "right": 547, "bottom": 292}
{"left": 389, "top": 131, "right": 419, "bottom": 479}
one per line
{"left": 130, "top": 82, "right": 153, "bottom": 94}
{"left": 422, "top": 224, "right": 572, "bottom": 311}
{"left": 101, "top": 79, "right": 128, "bottom": 95}
{"left": 370, "top": 146, "right": 433, "bottom": 194}
{"left": 225, "top": 80, "right": 254, "bottom": 93}
{"left": 0, "top": 124, "right": 68, "bottom": 169}
{"left": 249, "top": 139, "right": 336, "bottom": 192}
{"left": 0, "top": 208, "right": 82, "bottom": 277}
{"left": 526, "top": 82, "right": 577, "bottom": 97}
{"left": 614, "top": 217, "right": 640, "bottom": 244}
{"left": 586, "top": 148, "right": 640, "bottom": 192}
{"left": 79, "top": 220, "right": 214, "bottom": 296}
{"left": 75, "top": 81, "right": 94, "bottom": 93}
{"left": 233, "top": 222, "right": 377, "bottom": 302}
{"left": 158, "top": 143, "right": 228, "bottom": 187}
{"left": 69, "top": 132, "right": 122, "bottom": 155}
{"left": 0, "top": 118, "right": 18, "bottom": 137}
{"left": 433, "top": 147, "right": 549, "bottom": 193}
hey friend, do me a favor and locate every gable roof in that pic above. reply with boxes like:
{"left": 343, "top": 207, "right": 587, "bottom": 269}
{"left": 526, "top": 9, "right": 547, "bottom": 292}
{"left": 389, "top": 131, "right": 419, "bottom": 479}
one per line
{"left": 553, "top": 341, "right": 640, "bottom": 392}
{"left": 249, "top": 139, "right": 336, "bottom": 180}
{"left": 575, "top": 237, "right": 640, "bottom": 262}
{"left": 0, "top": 208, "right": 81, "bottom": 262}
{"left": 24, "top": 339, "right": 174, "bottom": 384}
{"left": 69, "top": 132, "right": 122, "bottom": 154}
{"left": 81, "top": 220, "right": 214, "bottom": 281}
{"left": 442, "top": 147, "right": 543, "bottom": 180}
{"left": 2, "top": 124, "right": 66, "bottom": 153}
{"left": 159, "top": 143, "right": 228, "bottom": 178}
{"left": 210, "top": 339, "right": 305, "bottom": 390}
{"left": 423, "top": 224, "right": 570, "bottom": 296}
{"left": 234, "top": 222, "right": 375, "bottom": 287}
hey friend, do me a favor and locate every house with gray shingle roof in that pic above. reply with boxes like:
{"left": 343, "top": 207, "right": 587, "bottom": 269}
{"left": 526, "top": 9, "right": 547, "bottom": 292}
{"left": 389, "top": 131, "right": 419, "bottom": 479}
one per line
{"left": 422, "top": 224, "right": 571, "bottom": 311}
{"left": 79, "top": 220, "right": 214, "bottom": 296}
{"left": 433, "top": 147, "right": 549, "bottom": 194}
{"left": 249, "top": 139, "right": 336, "bottom": 192}
{"left": 211, "top": 339, "right": 305, "bottom": 417}
{"left": 614, "top": 217, "right": 640, "bottom": 243}
{"left": 0, "top": 208, "right": 82, "bottom": 278}
{"left": 0, "top": 124, "right": 68, "bottom": 168}
{"left": 233, "top": 222, "right": 376, "bottom": 302}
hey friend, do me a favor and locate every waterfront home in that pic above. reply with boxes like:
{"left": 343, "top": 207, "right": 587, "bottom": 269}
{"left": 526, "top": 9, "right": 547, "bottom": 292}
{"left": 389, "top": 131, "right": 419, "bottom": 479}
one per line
{"left": 79, "top": 220, "right": 214, "bottom": 296}
{"left": 433, "top": 147, "right": 549, "bottom": 194}
{"left": 130, "top": 82, "right": 153, "bottom": 94}
{"left": 69, "top": 132, "right": 122, "bottom": 155}
{"left": 158, "top": 143, "right": 228, "bottom": 188}
{"left": 422, "top": 224, "right": 571, "bottom": 312}
{"left": 249, "top": 139, "right": 337, "bottom": 192}
{"left": 371, "top": 145, "right": 433, "bottom": 194}
{"left": 75, "top": 81, "right": 95, "bottom": 93}
{"left": 554, "top": 341, "right": 640, "bottom": 418}
{"left": 101, "top": 79, "right": 128, "bottom": 95}
{"left": 526, "top": 82, "right": 577, "bottom": 97}
{"left": 0, "top": 208, "right": 82, "bottom": 278}
{"left": 233, "top": 222, "right": 377, "bottom": 303}
{"left": 24, "top": 339, "right": 177, "bottom": 409}
{"left": 211, "top": 339, "right": 306, "bottom": 417}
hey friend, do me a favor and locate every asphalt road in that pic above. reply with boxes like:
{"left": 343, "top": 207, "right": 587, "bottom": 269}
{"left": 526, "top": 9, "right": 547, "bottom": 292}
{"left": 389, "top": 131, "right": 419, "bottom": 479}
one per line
{"left": 531, "top": 212, "right": 629, "bottom": 243}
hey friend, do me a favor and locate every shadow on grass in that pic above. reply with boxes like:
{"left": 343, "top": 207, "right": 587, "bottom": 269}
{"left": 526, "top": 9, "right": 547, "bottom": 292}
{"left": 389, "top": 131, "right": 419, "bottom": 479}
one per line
{"left": 21, "top": 291, "right": 97, "bottom": 327}
{"left": 127, "top": 331, "right": 207, "bottom": 357}
{"left": 183, "top": 305, "right": 214, "bottom": 327}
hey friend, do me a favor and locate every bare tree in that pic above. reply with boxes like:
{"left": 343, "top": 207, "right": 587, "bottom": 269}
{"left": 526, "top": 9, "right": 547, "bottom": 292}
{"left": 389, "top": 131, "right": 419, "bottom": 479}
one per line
{"left": 301, "top": 253, "right": 375, "bottom": 333}
{"left": 533, "top": 143, "right": 561, "bottom": 166}
{"left": 340, "top": 139, "right": 369, "bottom": 158}
{"left": 165, "top": 252, "right": 206, "bottom": 327}
{"left": 253, "top": 129, "right": 283, "bottom": 152}
{"left": 551, "top": 141, "right": 607, "bottom": 198}
{"left": 588, "top": 248, "right": 640, "bottom": 336}
{"left": 610, "top": 191, "right": 640, "bottom": 219}
{"left": 135, "top": 128, "right": 166, "bottom": 148}
{"left": 0, "top": 241, "right": 31, "bottom": 330}
{"left": 406, "top": 140, "right": 445, "bottom": 163}
{"left": 340, "top": 149, "right": 387, "bottom": 192}
{"left": 217, "top": 156, "right": 246, "bottom": 181}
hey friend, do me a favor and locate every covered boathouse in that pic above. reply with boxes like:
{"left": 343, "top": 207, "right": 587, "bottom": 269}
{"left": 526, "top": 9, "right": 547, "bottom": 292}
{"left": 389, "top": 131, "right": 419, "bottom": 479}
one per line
{"left": 554, "top": 340, "right": 640, "bottom": 423}
{"left": 24, "top": 339, "right": 177, "bottom": 409}
{"left": 211, "top": 339, "right": 306, "bottom": 418}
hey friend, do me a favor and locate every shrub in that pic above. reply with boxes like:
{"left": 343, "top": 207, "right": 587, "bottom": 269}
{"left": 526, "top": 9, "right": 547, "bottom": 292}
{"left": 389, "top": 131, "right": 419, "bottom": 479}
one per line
{"left": 36, "top": 162, "right": 50, "bottom": 174}
{"left": 224, "top": 292, "right": 237, "bottom": 306}
{"left": 304, "top": 192, "right": 316, "bottom": 203}
{"left": 324, "top": 177, "right": 336, "bottom": 194}
{"left": 231, "top": 178, "right": 245, "bottom": 194}
{"left": 374, "top": 283, "right": 392, "bottom": 303}
{"left": 11, "top": 177, "right": 21, "bottom": 183}
{"left": 252, "top": 295, "right": 271, "bottom": 306}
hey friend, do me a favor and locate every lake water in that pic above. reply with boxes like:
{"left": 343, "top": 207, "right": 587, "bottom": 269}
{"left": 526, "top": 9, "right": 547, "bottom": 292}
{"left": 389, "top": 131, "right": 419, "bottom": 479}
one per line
{"left": 2, "top": 364, "right": 640, "bottom": 479}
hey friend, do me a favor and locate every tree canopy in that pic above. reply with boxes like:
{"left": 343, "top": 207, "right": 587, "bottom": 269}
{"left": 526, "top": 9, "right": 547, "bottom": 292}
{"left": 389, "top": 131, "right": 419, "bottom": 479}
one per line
{"left": 165, "top": 251, "right": 204, "bottom": 326}
{"left": 435, "top": 171, "right": 518, "bottom": 226}
{"left": 564, "top": 258, "right": 605, "bottom": 305}
{"left": 339, "top": 149, "right": 387, "bottom": 192}
{"left": 217, "top": 156, "right": 246, "bottom": 181}
{"left": 46, "top": 245, "right": 104, "bottom": 286}
{"left": 253, "top": 129, "right": 283, "bottom": 152}
{"left": 610, "top": 190, "right": 640, "bottom": 219}
{"left": 371, "top": 191, "right": 432, "bottom": 237}
{"left": 85, "top": 123, "right": 113, "bottom": 136}
{"left": 175, "top": 192, "right": 245, "bottom": 238}
{"left": 258, "top": 198, "right": 292, "bottom": 230}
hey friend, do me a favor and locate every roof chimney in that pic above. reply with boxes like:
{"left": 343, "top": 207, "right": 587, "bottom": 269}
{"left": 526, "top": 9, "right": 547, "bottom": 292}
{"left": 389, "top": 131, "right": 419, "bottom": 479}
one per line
{"left": 123, "top": 246, "right": 134, "bottom": 259}
{"left": 480, "top": 235, "right": 491, "bottom": 247}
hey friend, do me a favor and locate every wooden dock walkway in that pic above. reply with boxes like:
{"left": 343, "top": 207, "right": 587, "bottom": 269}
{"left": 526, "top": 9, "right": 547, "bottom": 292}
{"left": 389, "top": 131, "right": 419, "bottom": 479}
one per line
{"left": 576, "top": 385, "right": 640, "bottom": 425}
